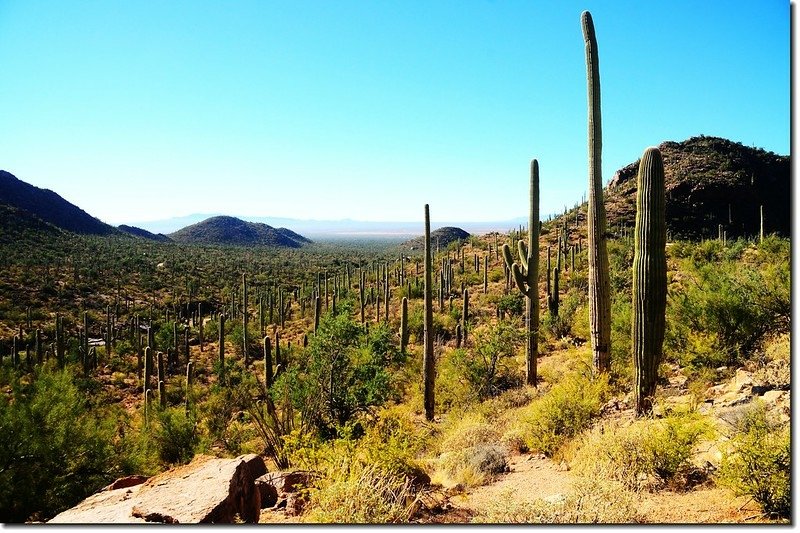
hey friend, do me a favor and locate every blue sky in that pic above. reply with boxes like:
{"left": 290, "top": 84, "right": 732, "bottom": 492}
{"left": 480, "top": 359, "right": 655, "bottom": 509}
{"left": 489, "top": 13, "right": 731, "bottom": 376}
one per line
{"left": 0, "top": 0, "right": 789, "bottom": 225}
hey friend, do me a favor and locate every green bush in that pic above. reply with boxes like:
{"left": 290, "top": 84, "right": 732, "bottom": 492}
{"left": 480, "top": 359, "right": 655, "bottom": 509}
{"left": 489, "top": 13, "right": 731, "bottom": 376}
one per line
{"left": 522, "top": 371, "right": 608, "bottom": 457}
{"left": 0, "top": 365, "right": 122, "bottom": 522}
{"left": 569, "top": 413, "right": 710, "bottom": 491}
{"left": 448, "top": 320, "right": 524, "bottom": 400}
{"left": 152, "top": 406, "right": 200, "bottom": 465}
{"left": 671, "top": 260, "right": 789, "bottom": 366}
{"left": 719, "top": 403, "right": 790, "bottom": 518}
{"left": 275, "top": 305, "right": 397, "bottom": 438}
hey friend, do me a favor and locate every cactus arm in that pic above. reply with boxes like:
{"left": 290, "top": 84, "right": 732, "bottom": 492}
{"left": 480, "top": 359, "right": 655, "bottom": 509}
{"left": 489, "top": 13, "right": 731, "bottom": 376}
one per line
{"left": 517, "top": 240, "right": 529, "bottom": 272}
{"left": 501, "top": 243, "right": 516, "bottom": 274}
{"left": 511, "top": 263, "right": 529, "bottom": 297}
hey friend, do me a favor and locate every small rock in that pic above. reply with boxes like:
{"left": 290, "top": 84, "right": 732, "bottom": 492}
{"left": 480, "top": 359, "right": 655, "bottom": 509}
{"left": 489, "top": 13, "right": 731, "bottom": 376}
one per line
{"left": 104, "top": 475, "right": 149, "bottom": 491}
{"left": 542, "top": 494, "right": 565, "bottom": 505}
{"left": 762, "top": 389, "right": 786, "bottom": 406}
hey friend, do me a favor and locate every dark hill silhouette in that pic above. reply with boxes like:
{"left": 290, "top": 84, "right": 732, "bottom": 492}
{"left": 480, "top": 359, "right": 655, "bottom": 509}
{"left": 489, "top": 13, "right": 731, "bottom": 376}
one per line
{"left": 0, "top": 203, "right": 65, "bottom": 245}
{"left": 400, "top": 226, "right": 471, "bottom": 252}
{"left": 602, "top": 136, "right": 789, "bottom": 239}
{"left": 169, "top": 216, "right": 311, "bottom": 247}
{"left": 0, "top": 170, "right": 117, "bottom": 235}
{"left": 118, "top": 225, "right": 172, "bottom": 242}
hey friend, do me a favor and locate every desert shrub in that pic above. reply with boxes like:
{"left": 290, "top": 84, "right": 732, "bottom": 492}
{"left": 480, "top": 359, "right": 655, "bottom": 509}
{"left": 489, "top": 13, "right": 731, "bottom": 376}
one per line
{"left": 448, "top": 320, "right": 524, "bottom": 400}
{"left": 151, "top": 406, "right": 200, "bottom": 465}
{"left": 154, "top": 320, "right": 178, "bottom": 353}
{"left": 478, "top": 477, "right": 640, "bottom": 524}
{"left": 407, "top": 305, "right": 456, "bottom": 343}
{"left": 227, "top": 322, "right": 262, "bottom": 360}
{"left": 303, "top": 461, "right": 418, "bottom": 523}
{"left": 569, "top": 412, "right": 710, "bottom": 491}
{"left": 274, "top": 305, "right": 397, "bottom": 438}
{"left": 607, "top": 238, "right": 634, "bottom": 295}
{"left": 753, "top": 333, "right": 790, "bottom": 388}
{"left": 433, "top": 415, "right": 508, "bottom": 487}
{"left": 718, "top": 403, "right": 790, "bottom": 518}
{"left": 522, "top": 371, "right": 608, "bottom": 457}
{"left": 670, "top": 257, "right": 789, "bottom": 366}
{"left": 493, "top": 292, "right": 524, "bottom": 317}
{"left": 608, "top": 295, "right": 633, "bottom": 386}
{"left": 541, "top": 287, "right": 583, "bottom": 341}
{"left": 357, "top": 407, "right": 430, "bottom": 481}
{"left": 438, "top": 444, "right": 508, "bottom": 487}
{"left": 0, "top": 365, "right": 122, "bottom": 522}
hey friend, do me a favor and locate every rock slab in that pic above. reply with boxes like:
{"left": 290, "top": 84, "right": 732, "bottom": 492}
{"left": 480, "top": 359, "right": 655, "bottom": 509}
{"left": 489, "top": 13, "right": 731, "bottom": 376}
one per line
{"left": 50, "top": 454, "right": 266, "bottom": 524}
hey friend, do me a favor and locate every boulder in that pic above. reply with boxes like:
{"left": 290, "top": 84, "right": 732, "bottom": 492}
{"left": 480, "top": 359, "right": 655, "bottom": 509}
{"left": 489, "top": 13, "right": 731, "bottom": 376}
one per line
{"left": 50, "top": 454, "right": 267, "bottom": 524}
{"left": 256, "top": 471, "right": 314, "bottom": 517}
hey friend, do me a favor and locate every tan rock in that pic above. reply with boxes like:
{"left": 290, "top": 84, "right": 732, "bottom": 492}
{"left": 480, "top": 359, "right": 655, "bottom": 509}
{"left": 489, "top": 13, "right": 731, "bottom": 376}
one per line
{"left": 50, "top": 454, "right": 266, "bottom": 524}
{"left": 49, "top": 486, "right": 147, "bottom": 523}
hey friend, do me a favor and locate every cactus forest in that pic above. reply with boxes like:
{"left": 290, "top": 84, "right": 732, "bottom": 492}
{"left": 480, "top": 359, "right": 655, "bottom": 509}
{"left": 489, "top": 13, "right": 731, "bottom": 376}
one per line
{"left": 0, "top": 7, "right": 790, "bottom": 526}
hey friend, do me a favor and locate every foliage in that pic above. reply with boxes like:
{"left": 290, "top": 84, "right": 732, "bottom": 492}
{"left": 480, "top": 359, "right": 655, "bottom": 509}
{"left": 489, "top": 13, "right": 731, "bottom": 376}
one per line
{"left": 669, "top": 254, "right": 789, "bottom": 366}
{"left": 151, "top": 406, "right": 200, "bottom": 465}
{"left": 568, "top": 412, "right": 711, "bottom": 491}
{"left": 718, "top": 403, "right": 790, "bottom": 518}
{"left": 448, "top": 321, "right": 524, "bottom": 400}
{"left": 0, "top": 365, "right": 122, "bottom": 522}
{"left": 276, "top": 304, "right": 398, "bottom": 438}
{"left": 434, "top": 415, "right": 508, "bottom": 487}
{"left": 303, "top": 461, "right": 418, "bottom": 523}
{"left": 522, "top": 370, "right": 608, "bottom": 457}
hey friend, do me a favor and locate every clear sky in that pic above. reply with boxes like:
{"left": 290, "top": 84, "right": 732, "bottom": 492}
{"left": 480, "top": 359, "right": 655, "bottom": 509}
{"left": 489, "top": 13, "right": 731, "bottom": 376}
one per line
{"left": 0, "top": 0, "right": 789, "bottom": 225}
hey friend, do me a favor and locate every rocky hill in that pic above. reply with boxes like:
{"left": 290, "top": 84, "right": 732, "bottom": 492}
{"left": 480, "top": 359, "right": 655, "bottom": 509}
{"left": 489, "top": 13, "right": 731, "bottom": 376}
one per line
{"left": 400, "top": 226, "right": 471, "bottom": 252}
{"left": 602, "top": 136, "right": 789, "bottom": 240}
{"left": 169, "top": 216, "right": 311, "bottom": 247}
{"left": 0, "top": 203, "right": 65, "bottom": 245}
{"left": 118, "top": 225, "right": 172, "bottom": 242}
{"left": 0, "top": 170, "right": 117, "bottom": 235}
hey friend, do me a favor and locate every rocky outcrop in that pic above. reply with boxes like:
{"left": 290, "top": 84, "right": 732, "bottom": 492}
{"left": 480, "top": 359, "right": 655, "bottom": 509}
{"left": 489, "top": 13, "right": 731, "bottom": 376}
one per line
{"left": 256, "top": 471, "right": 315, "bottom": 517}
{"left": 595, "top": 136, "right": 788, "bottom": 240}
{"left": 49, "top": 454, "right": 267, "bottom": 524}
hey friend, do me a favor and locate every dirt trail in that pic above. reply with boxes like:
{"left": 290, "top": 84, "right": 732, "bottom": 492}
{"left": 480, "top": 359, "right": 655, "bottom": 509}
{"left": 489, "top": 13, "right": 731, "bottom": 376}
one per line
{"left": 434, "top": 453, "right": 768, "bottom": 524}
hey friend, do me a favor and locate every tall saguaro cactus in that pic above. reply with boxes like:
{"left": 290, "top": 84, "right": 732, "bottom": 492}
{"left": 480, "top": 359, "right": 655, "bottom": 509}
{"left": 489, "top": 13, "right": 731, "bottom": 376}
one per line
{"left": 632, "top": 147, "right": 667, "bottom": 415}
{"left": 423, "top": 204, "right": 435, "bottom": 421}
{"left": 218, "top": 313, "right": 226, "bottom": 384}
{"left": 502, "top": 159, "right": 539, "bottom": 386}
{"left": 400, "top": 296, "right": 409, "bottom": 355}
{"left": 582, "top": 10, "right": 611, "bottom": 374}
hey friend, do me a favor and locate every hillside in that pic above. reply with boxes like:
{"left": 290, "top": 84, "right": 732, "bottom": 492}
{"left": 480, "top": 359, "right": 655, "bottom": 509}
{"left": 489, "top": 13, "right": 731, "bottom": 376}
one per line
{"left": 0, "top": 203, "right": 65, "bottom": 245}
{"left": 118, "top": 225, "right": 172, "bottom": 242}
{"left": 601, "top": 136, "right": 789, "bottom": 240}
{"left": 401, "top": 226, "right": 471, "bottom": 252}
{"left": 169, "top": 215, "right": 311, "bottom": 247}
{"left": 0, "top": 170, "right": 117, "bottom": 235}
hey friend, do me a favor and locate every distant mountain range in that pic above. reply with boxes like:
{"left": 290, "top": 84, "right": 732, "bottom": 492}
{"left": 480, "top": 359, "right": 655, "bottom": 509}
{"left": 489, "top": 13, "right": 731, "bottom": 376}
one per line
{"left": 0, "top": 170, "right": 313, "bottom": 248}
{"left": 400, "top": 226, "right": 472, "bottom": 252}
{"left": 0, "top": 170, "right": 117, "bottom": 235}
{"left": 0, "top": 135, "right": 790, "bottom": 245}
{"left": 169, "top": 216, "right": 312, "bottom": 247}
{"left": 125, "top": 214, "right": 525, "bottom": 239}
